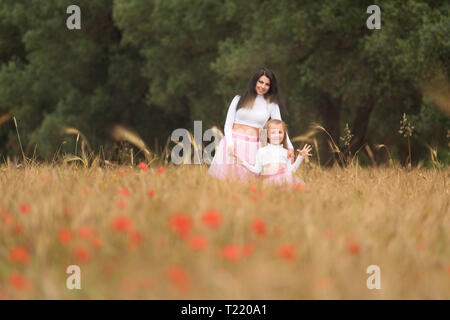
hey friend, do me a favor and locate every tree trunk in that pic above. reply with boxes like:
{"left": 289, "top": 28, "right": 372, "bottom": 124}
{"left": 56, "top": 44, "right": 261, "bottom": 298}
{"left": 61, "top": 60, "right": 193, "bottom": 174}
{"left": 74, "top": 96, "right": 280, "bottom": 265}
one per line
{"left": 347, "top": 100, "right": 375, "bottom": 163}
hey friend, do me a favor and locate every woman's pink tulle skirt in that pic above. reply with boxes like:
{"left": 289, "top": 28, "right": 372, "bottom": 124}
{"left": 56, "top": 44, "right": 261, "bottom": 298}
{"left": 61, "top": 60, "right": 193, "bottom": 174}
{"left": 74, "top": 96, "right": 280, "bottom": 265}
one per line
{"left": 208, "top": 132, "right": 261, "bottom": 181}
{"left": 262, "top": 167, "right": 306, "bottom": 187}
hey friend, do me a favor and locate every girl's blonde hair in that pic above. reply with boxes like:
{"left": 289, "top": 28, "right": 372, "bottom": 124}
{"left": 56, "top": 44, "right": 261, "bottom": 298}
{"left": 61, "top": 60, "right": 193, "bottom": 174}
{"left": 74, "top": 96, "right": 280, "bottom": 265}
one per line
{"left": 262, "top": 119, "right": 289, "bottom": 149}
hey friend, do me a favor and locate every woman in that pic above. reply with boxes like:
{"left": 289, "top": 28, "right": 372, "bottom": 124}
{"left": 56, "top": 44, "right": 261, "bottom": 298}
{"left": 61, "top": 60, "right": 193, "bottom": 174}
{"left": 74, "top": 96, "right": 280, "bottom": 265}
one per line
{"left": 208, "top": 68, "right": 294, "bottom": 181}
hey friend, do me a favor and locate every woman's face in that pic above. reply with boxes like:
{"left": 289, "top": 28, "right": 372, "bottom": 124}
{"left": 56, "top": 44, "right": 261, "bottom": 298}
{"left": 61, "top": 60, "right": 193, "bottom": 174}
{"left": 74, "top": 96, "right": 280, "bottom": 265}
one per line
{"left": 255, "top": 75, "right": 271, "bottom": 95}
{"left": 268, "top": 124, "right": 284, "bottom": 145}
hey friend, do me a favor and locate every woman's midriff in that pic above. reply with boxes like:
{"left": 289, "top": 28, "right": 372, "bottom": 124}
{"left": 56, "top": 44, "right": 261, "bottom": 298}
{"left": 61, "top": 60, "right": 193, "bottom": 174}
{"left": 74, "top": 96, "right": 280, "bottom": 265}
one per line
{"left": 261, "top": 163, "right": 286, "bottom": 175}
{"left": 232, "top": 124, "right": 286, "bottom": 174}
{"left": 232, "top": 123, "right": 259, "bottom": 136}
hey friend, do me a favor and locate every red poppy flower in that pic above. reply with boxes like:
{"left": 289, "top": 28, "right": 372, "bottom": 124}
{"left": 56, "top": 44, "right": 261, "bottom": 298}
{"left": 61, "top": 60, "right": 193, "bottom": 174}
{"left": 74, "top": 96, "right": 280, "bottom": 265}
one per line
{"left": 157, "top": 166, "right": 166, "bottom": 174}
{"left": 445, "top": 264, "right": 450, "bottom": 274}
{"left": 201, "top": 209, "right": 222, "bottom": 228}
{"left": 278, "top": 244, "right": 296, "bottom": 261}
{"left": 166, "top": 267, "right": 190, "bottom": 293}
{"left": 250, "top": 185, "right": 257, "bottom": 193}
{"left": 348, "top": 242, "right": 360, "bottom": 254}
{"left": 250, "top": 195, "right": 258, "bottom": 202}
{"left": 169, "top": 213, "right": 192, "bottom": 238}
{"left": 346, "top": 237, "right": 360, "bottom": 255}
{"left": 295, "top": 183, "right": 303, "bottom": 192}
{"left": 252, "top": 218, "right": 266, "bottom": 236}
{"left": 81, "top": 188, "right": 89, "bottom": 195}
{"left": 118, "top": 188, "right": 131, "bottom": 196}
{"left": 111, "top": 215, "right": 133, "bottom": 232}
{"left": 117, "top": 171, "right": 125, "bottom": 177}
{"left": 63, "top": 206, "right": 72, "bottom": 216}
{"left": 14, "top": 224, "right": 24, "bottom": 234}
{"left": 91, "top": 237, "right": 102, "bottom": 249}
{"left": 59, "top": 229, "right": 72, "bottom": 244}
{"left": 78, "top": 226, "right": 96, "bottom": 239}
{"left": 231, "top": 194, "right": 239, "bottom": 201}
{"left": 129, "top": 231, "right": 144, "bottom": 247}
{"left": 188, "top": 235, "right": 207, "bottom": 250}
{"left": 9, "top": 246, "right": 30, "bottom": 265}
{"left": 40, "top": 176, "right": 52, "bottom": 182}
{"left": 8, "top": 273, "right": 32, "bottom": 291}
{"left": 19, "top": 203, "right": 30, "bottom": 214}
{"left": 3, "top": 213, "right": 13, "bottom": 226}
{"left": 148, "top": 189, "right": 155, "bottom": 197}
{"left": 137, "top": 162, "right": 148, "bottom": 171}
{"left": 73, "top": 247, "right": 90, "bottom": 262}
{"left": 221, "top": 244, "right": 241, "bottom": 262}
{"left": 116, "top": 199, "right": 126, "bottom": 210}
{"left": 416, "top": 241, "right": 425, "bottom": 251}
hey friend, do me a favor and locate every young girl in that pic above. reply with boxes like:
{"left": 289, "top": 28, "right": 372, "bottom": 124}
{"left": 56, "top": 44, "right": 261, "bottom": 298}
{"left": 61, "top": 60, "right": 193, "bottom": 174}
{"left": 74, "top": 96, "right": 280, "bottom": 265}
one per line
{"left": 233, "top": 119, "right": 312, "bottom": 187}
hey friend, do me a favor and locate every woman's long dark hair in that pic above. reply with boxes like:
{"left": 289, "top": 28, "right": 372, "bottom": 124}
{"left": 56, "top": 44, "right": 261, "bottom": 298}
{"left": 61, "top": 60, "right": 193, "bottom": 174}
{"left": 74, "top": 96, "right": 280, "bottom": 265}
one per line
{"left": 236, "top": 68, "right": 288, "bottom": 117}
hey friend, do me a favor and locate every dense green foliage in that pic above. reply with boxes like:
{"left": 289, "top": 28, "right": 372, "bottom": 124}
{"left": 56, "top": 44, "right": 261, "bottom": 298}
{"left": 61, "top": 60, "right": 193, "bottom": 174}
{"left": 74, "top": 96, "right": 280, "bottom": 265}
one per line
{"left": 0, "top": 0, "right": 448, "bottom": 166}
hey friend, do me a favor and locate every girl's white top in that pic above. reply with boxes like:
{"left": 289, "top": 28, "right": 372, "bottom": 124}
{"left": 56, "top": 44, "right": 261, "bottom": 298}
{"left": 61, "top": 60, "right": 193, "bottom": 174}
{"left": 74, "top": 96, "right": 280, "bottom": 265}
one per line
{"left": 224, "top": 94, "right": 294, "bottom": 149}
{"left": 240, "top": 143, "right": 303, "bottom": 174}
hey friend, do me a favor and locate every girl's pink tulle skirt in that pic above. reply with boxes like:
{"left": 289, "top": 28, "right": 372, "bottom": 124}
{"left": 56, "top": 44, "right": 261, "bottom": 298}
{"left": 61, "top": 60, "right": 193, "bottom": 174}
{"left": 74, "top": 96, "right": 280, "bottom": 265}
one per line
{"left": 208, "top": 132, "right": 307, "bottom": 188}
{"left": 262, "top": 167, "right": 306, "bottom": 188}
{"left": 208, "top": 132, "right": 261, "bottom": 181}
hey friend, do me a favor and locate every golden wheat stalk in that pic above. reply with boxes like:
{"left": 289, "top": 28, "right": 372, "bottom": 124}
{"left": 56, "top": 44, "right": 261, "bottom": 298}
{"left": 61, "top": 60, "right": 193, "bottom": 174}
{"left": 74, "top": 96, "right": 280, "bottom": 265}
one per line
{"left": 13, "top": 116, "right": 28, "bottom": 167}
{"left": 307, "top": 123, "right": 344, "bottom": 166}
{"left": 291, "top": 127, "right": 320, "bottom": 142}
{"left": 374, "top": 144, "right": 393, "bottom": 167}
{"left": 60, "top": 127, "right": 93, "bottom": 154}
{"left": 109, "top": 125, "right": 152, "bottom": 162}
{"left": 162, "top": 136, "right": 172, "bottom": 164}
{"left": 62, "top": 154, "right": 88, "bottom": 168}
{"left": 292, "top": 123, "right": 346, "bottom": 166}
{"left": 364, "top": 144, "right": 377, "bottom": 166}
{"left": 0, "top": 112, "right": 12, "bottom": 127}
{"left": 188, "top": 131, "right": 201, "bottom": 164}
{"left": 424, "top": 143, "right": 442, "bottom": 167}
{"left": 202, "top": 126, "right": 223, "bottom": 165}
{"left": 313, "top": 138, "right": 320, "bottom": 167}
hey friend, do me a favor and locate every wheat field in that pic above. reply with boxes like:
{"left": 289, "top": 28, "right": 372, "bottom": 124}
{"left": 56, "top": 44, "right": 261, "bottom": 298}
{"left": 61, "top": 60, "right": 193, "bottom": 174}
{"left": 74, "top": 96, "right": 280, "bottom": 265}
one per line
{"left": 0, "top": 161, "right": 449, "bottom": 299}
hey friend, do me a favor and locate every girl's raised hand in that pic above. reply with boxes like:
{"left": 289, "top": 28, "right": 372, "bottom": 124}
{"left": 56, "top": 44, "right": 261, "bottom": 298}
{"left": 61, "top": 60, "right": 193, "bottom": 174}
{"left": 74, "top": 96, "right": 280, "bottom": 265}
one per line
{"left": 297, "top": 144, "right": 313, "bottom": 158}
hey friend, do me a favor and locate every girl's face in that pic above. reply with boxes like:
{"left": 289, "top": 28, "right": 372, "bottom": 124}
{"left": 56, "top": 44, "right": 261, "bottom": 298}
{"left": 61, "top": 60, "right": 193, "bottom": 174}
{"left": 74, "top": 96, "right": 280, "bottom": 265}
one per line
{"left": 268, "top": 124, "right": 284, "bottom": 145}
{"left": 255, "top": 75, "right": 271, "bottom": 95}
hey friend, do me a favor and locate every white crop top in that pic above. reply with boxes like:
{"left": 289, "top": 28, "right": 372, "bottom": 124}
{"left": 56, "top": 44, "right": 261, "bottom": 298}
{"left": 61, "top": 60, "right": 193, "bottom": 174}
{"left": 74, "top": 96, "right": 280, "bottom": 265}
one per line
{"left": 224, "top": 94, "right": 293, "bottom": 149}
{"left": 240, "top": 143, "right": 303, "bottom": 174}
